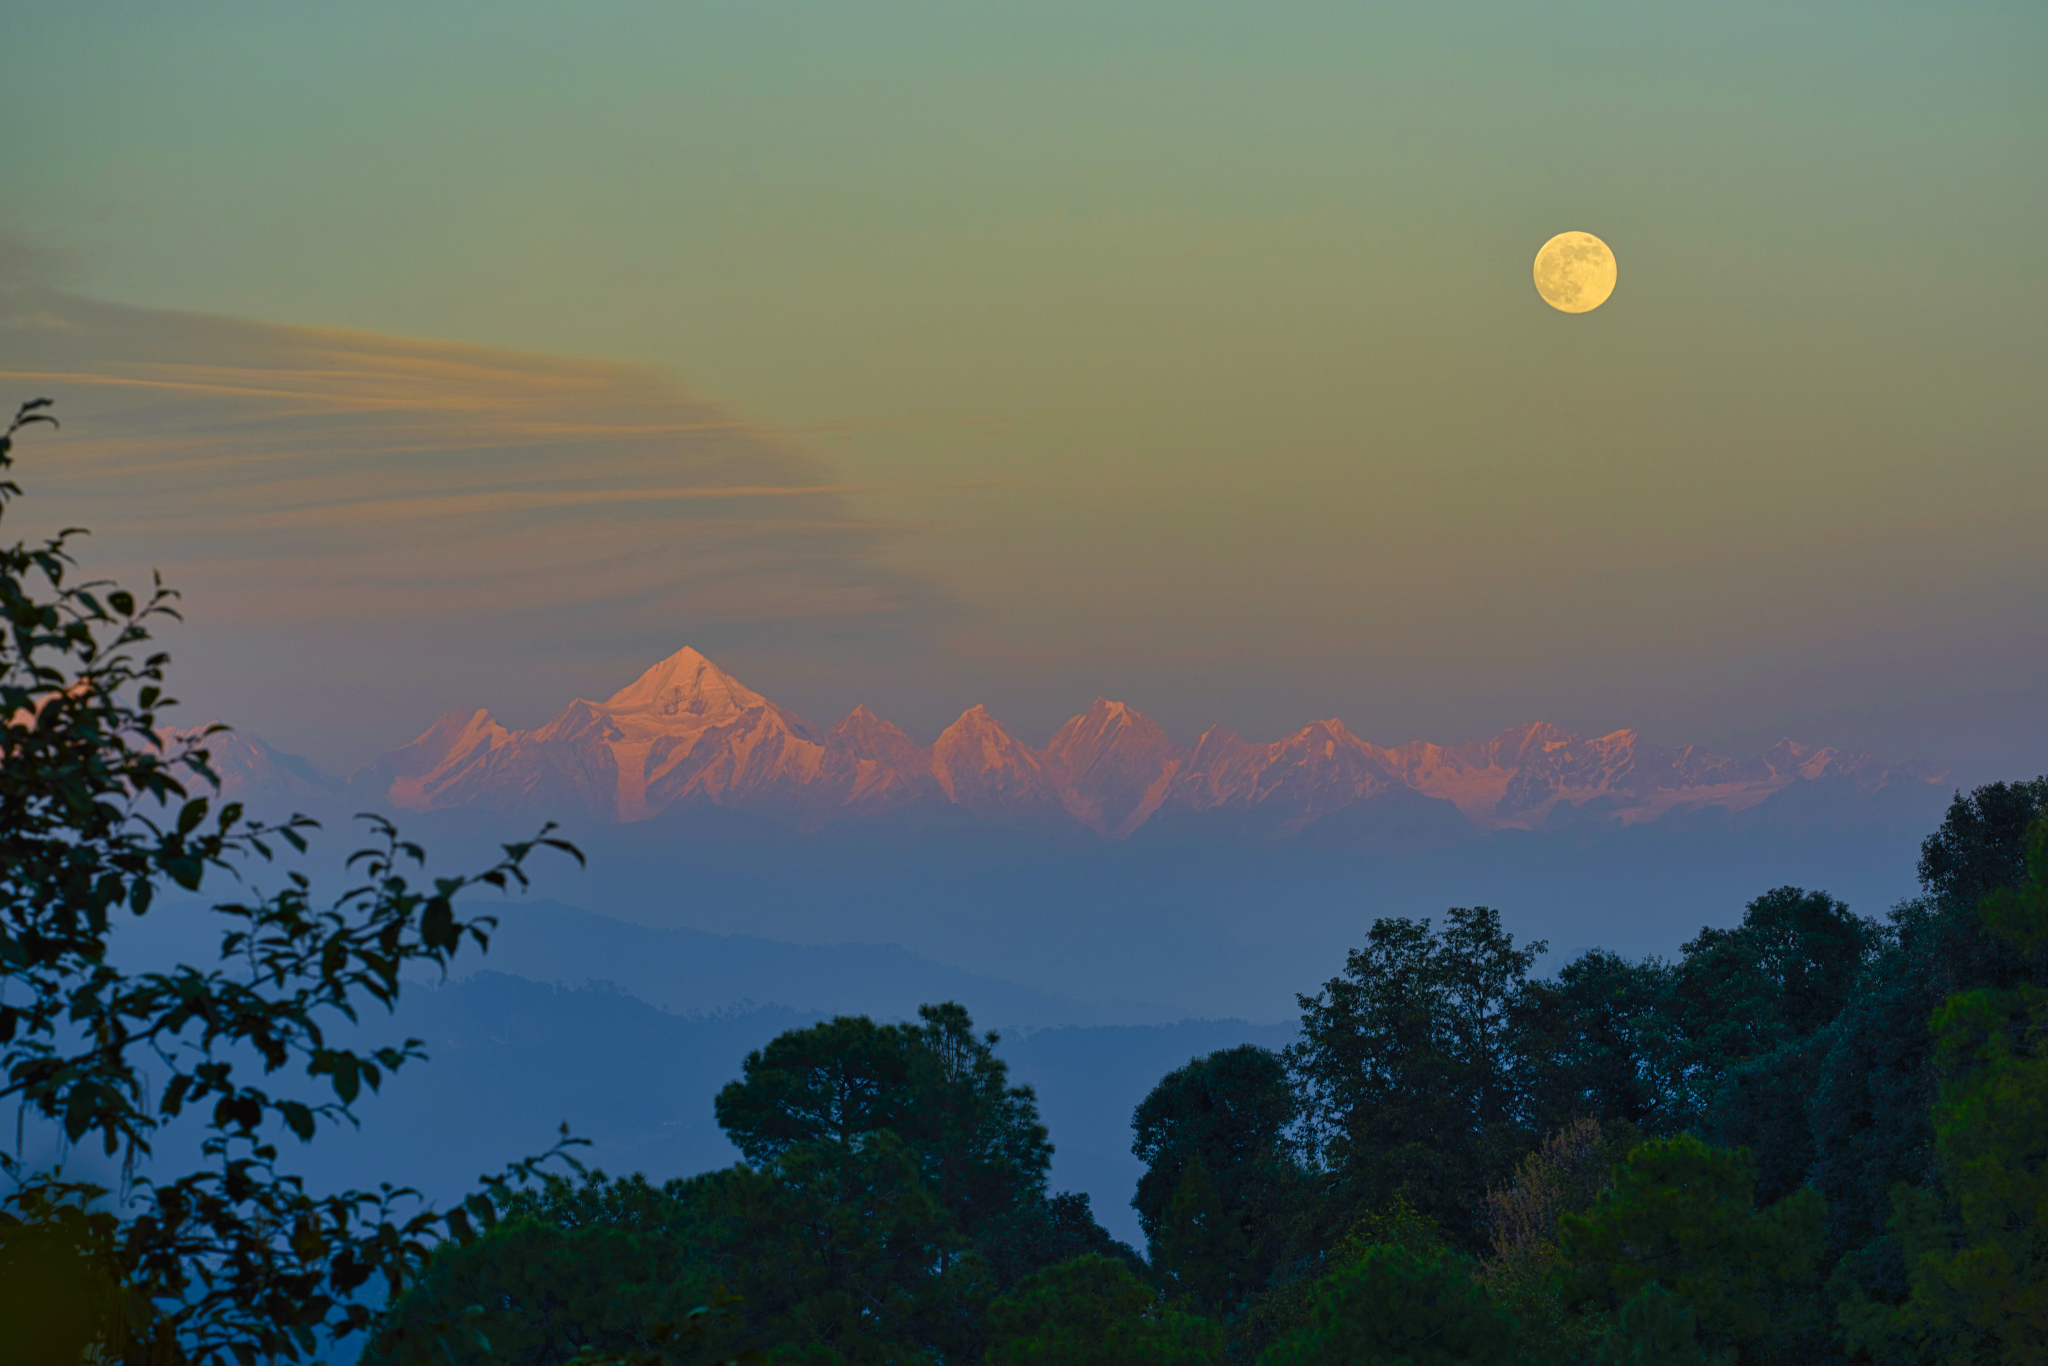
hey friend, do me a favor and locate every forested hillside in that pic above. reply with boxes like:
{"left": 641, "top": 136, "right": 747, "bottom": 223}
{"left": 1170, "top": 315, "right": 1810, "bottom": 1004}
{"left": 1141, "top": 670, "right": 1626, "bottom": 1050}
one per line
{"left": 368, "top": 778, "right": 2048, "bottom": 1366}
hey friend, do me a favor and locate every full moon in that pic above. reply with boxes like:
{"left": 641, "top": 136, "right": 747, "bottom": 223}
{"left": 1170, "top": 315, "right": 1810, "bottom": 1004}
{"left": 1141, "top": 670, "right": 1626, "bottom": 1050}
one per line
{"left": 1533, "top": 231, "right": 1618, "bottom": 313}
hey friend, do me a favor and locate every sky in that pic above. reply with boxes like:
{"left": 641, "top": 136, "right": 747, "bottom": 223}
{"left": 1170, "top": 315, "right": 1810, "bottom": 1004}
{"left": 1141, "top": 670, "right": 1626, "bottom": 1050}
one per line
{"left": 2, "top": 0, "right": 2044, "bottom": 779}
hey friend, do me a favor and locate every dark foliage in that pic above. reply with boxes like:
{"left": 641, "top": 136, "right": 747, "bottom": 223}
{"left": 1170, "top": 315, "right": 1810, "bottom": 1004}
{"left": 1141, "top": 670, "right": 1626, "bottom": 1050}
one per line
{"left": 1257, "top": 1242, "right": 1518, "bottom": 1366}
{"left": 985, "top": 1253, "right": 1223, "bottom": 1366}
{"left": 714, "top": 1001, "right": 1084, "bottom": 1285}
{"left": 380, "top": 1001, "right": 1129, "bottom": 1365}
{"left": 1679, "top": 887, "right": 1877, "bottom": 1206}
{"left": 981, "top": 1190, "right": 1144, "bottom": 1288}
{"left": 1287, "top": 907, "right": 1544, "bottom": 1250}
{"left": 1918, "top": 779, "right": 2048, "bottom": 916}
{"left": 1131, "top": 1044, "right": 1299, "bottom": 1308}
{"left": 1559, "top": 1134, "right": 1826, "bottom": 1362}
{"left": 0, "top": 400, "right": 581, "bottom": 1365}
{"left": 1809, "top": 780, "right": 2048, "bottom": 1258}
{"left": 1516, "top": 949, "right": 1677, "bottom": 1134}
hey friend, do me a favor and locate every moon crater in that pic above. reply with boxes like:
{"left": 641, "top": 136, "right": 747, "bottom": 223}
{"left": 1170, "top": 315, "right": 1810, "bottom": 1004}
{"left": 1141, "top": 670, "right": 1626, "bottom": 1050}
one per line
{"left": 1533, "top": 231, "right": 1617, "bottom": 313}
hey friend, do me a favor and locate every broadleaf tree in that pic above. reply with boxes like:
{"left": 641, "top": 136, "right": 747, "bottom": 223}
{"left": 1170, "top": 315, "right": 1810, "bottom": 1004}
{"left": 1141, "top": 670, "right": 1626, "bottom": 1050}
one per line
{"left": 1840, "top": 817, "right": 2048, "bottom": 1365}
{"left": 1131, "top": 1044, "right": 1299, "bottom": 1312}
{"left": 1286, "top": 907, "right": 1545, "bottom": 1248}
{"left": 0, "top": 400, "right": 583, "bottom": 1364}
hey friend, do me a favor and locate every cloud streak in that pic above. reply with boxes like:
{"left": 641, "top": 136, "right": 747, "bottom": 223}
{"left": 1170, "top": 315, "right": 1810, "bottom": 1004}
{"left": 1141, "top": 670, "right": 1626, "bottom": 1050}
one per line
{"left": 0, "top": 285, "right": 949, "bottom": 636}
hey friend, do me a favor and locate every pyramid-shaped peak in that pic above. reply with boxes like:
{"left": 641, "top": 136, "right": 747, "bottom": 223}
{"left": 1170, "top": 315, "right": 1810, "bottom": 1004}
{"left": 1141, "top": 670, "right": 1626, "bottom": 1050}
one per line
{"left": 833, "top": 704, "right": 912, "bottom": 742}
{"left": 406, "top": 707, "right": 503, "bottom": 749}
{"left": 1060, "top": 697, "right": 1156, "bottom": 734}
{"left": 600, "top": 646, "right": 768, "bottom": 718}
{"left": 1044, "top": 698, "right": 1176, "bottom": 768}
{"left": 830, "top": 704, "right": 930, "bottom": 771}
{"left": 935, "top": 705, "right": 1033, "bottom": 756}
{"left": 1077, "top": 697, "right": 1168, "bottom": 732}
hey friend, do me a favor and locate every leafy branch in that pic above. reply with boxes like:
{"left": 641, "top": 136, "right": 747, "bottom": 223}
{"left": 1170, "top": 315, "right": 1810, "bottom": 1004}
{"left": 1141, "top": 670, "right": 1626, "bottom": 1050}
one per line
{"left": 0, "top": 399, "right": 585, "bottom": 1364}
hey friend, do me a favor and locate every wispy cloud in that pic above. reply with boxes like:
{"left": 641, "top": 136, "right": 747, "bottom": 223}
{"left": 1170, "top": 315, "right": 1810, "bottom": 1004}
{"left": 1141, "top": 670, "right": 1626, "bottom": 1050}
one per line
{"left": 0, "top": 284, "right": 950, "bottom": 638}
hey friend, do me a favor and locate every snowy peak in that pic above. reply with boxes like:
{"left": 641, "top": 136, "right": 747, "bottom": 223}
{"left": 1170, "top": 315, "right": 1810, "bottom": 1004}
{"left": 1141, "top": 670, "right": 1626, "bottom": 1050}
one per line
{"left": 592, "top": 645, "right": 826, "bottom": 746}
{"left": 372, "top": 709, "right": 512, "bottom": 811}
{"left": 602, "top": 646, "right": 762, "bottom": 716}
{"left": 153, "top": 726, "right": 342, "bottom": 809}
{"left": 830, "top": 705, "right": 925, "bottom": 768}
{"left": 1479, "top": 720, "right": 1580, "bottom": 765}
{"left": 1165, "top": 726, "right": 1272, "bottom": 812}
{"left": 1041, "top": 699, "right": 1181, "bottom": 836}
{"left": 391, "top": 708, "right": 509, "bottom": 773}
{"left": 1041, "top": 699, "right": 1173, "bottom": 780}
{"left": 1240, "top": 719, "right": 1402, "bottom": 823}
{"left": 824, "top": 705, "right": 945, "bottom": 810}
{"left": 535, "top": 699, "right": 626, "bottom": 747}
{"left": 293, "top": 646, "right": 1945, "bottom": 845}
{"left": 931, "top": 706, "right": 1065, "bottom": 819}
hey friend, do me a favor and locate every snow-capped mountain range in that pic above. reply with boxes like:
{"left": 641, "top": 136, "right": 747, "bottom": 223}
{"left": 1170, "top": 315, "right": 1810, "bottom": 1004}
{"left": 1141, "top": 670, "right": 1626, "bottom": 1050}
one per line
{"left": 182, "top": 647, "right": 1949, "bottom": 846}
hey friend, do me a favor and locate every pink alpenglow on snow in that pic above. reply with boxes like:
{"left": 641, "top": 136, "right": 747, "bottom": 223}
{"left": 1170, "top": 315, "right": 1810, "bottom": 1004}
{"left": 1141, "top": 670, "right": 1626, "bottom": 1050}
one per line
{"left": 298, "top": 647, "right": 1949, "bottom": 842}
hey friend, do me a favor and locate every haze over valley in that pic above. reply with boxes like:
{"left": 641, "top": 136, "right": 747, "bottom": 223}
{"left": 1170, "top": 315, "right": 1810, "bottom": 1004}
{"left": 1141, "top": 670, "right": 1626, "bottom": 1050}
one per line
{"left": 178, "top": 646, "right": 1955, "bottom": 1024}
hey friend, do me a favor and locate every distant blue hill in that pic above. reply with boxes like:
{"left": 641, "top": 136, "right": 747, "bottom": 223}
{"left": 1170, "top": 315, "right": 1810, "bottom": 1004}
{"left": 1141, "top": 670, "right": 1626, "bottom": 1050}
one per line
{"left": 466, "top": 898, "right": 1182, "bottom": 1027}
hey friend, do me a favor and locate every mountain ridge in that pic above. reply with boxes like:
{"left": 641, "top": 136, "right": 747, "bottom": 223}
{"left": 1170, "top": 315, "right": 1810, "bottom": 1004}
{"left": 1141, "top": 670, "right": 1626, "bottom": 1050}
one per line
{"left": 169, "top": 646, "right": 1948, "bottom": 848}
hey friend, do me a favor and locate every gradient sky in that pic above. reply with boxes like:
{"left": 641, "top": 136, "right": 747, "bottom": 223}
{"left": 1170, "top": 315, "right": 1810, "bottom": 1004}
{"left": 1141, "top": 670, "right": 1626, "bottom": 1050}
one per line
{"left": 3, "top": 1, "right": 2044, "bottom": 777}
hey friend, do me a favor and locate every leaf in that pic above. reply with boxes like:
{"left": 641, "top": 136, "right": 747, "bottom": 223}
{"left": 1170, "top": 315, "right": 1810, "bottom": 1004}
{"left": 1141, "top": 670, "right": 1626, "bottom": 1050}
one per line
{"left": 214, "top": 1094, "right": 263, "bottom": 1132}
{"left": 421, "top": 898, "right": 457, "bottom": 953}
{"left": 64, "top": 1090, "right": 97, "bottom": 1142}
{"left": 541, "top": 835, "right": 589, "bottom": 868}
{"left": 281, "top": 1101, "right": 316, "bottom": 1141}
{"left": 331, "top": 1055, "right": 361, "bottom": 1105}
{"left": 465, "top": 1192, "right": 499, "bottom": 1233}
{"left": 178, "top": 797, "right": 209, "bottom": 836}
{"left": 290, "top": 1216, "right": 328, "bottom": 1262}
